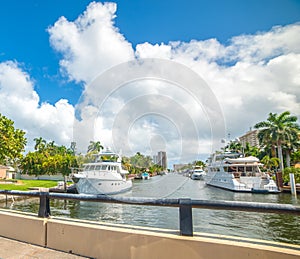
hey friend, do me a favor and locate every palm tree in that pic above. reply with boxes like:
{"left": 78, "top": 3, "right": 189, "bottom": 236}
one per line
{"left": 87, "top": 141, "right": 104, "bottom": 153}
{"left": 243, "top": 142, "right": 260, "bottom": 157}
{"left": 282, "top": 131, "right": 300, "bottom": 167}
{"left": 291, "top": 150, "right": 300, "bottom": 165}
{"left": 33, "top": 137, "right": 46, "bottom": 151}
{"left": 254, "top": 111, "right": 300, "bottom": 171}
{"left": 122, "top": 156, "right": 131, "bottom": 171}
{"left": 261, "top": 155, "right": 279, "bottom": 173}
{"left": 227, "top": 141, "right": 242, "bottom": 153}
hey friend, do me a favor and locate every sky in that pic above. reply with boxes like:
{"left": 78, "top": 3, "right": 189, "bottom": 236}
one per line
{"left": 0, "top": 0, "right": 300, "bottom": 167}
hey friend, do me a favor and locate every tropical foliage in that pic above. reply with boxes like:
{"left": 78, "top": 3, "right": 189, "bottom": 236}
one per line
{"left": 282, "top": 167, "right": 300, "bottom": 184}
{"left": 254, "top": 111, "right": 300, "bottom": 171}
{"left": 261, "top": 155, "right": 279, "bottom": 172}
{"left": 130, "top": 152, "right": 153, "bottom": 169}
{"left": 21, "top": 138, "right": 78, "bottom": 176}
{"left": 0, "top": 113, "right": 27, "bottom": 166}
{"left": 243, "top": 143, "right": 260, "bottom": 158}
{"left": 291, "top": 151, "right": 300, "bottom": 164}
{"left": 226, "top": 141, "right": 243, "bottom": 153}
{"left": 87, "top": 141, "right": 103, "bottom": 153}
{"left": 194, "top": 160, "right": 206, "bottom": 168}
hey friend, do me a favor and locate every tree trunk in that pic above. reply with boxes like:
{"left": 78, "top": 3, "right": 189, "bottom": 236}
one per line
{"left": 277, "top": 142, "right": 284, "bottom": 172}
{"left": 271, "top": 145, "right": 276, "bottom": 157}
{"left": 286, "top": 150, "right": 291, "bottom": 168}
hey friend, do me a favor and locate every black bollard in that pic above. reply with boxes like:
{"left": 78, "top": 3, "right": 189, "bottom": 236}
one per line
{"left": 38, "top": 192, "right": 51, "bottom": 218}
{"left": 179, "top": 198, "right": 193, "bottom": 236}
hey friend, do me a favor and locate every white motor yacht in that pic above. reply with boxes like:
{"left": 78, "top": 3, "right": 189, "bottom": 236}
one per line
{"left": 72, "top": 150, "right": 132, "bottom": 195}
{"left": 191, "top": 166, "right": 206, "bottom": 180}
{"left": 205, "top": 152, "right": 279, "bottom": 193}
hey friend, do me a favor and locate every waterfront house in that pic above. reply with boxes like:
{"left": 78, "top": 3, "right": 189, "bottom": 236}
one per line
{"left": 0, "top": 165, "right": 16, "bottom": 179}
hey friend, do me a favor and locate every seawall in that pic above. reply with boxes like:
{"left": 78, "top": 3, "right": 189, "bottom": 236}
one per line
{"left": 0, "top": 209, "right": 299, "bottom": 259}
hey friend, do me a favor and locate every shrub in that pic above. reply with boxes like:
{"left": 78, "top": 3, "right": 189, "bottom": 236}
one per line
{"left": 282, "top": 167, "right": 300, "bottom": 184}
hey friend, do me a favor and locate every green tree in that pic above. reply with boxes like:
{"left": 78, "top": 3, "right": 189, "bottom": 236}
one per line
{"left": 261, "top": 155, "right": 279, "bottom": 173}
{"left": 148, "top": 163, "right": 163, "bottom": 174}
{"left": 226, "top": 141, "right": 242, "bottom": 153}
{"left": 282, "top": 133, "right": 300, "bottom": 167}
{"left": 121, "top": 156, "right": 131, "bottom": 171}
{"left": 33, "top": 137, "right": 46, "bottom": 151}
{"left": 243, "top": 142, "right": 260, "bottom": 157}
{"left": 87, "top": 141, "right": 104, "bottom": 153}
{"left": 194, "top": 160, "right": 206, "bottom": 168}
{"left": 254, "top": 111, "right": 300, "bottom": 171}
{"left": 21, "top": 151, "right": 45, "bottom": 176}
{"left": 291, "top": 151, "right": 300, "bottom": 165}
{"left": 0, "top": 113, "right": 27, "bottom": 165}
{"left": 282, "top": 167, "right": 300, "bottom": 184}
{"left": 21, "top": 140, "right": 78, "bottom": 176}
{"left": 130, "top": 152, "right": 153, "bottom": 169}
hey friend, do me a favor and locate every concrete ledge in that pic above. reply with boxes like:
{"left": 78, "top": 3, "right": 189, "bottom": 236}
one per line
{"left": 0, "top": 210, "right": 299, "bottom": 259}
{"left": 0, "top": 209, "right": 46, "bottom": 246}
{"left": 47, "top": 217, "right": 300, "bottom": 259}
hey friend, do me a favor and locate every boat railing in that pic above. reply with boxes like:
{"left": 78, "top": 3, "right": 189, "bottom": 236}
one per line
{"left": 0, "top": 190, "right": 299, "bottom": 237}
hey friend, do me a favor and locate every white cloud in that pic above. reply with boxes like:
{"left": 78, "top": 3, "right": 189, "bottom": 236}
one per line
{"left": 2, "top": 2, "right": 300, "bottom": 167}
{"left": 48, "top": 1, "right": 134, "bottom": 83}
{"left": 225, "top": 23, "right": 300, "bottom": 63}
{"left": 135, "top": 42, "right": 172, "bottom": 59}
{"left": 0, "top": 61, "right": 74, "bottom": 150}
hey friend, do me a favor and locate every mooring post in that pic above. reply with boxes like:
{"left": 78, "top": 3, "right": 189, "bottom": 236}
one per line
{"left": 289, "top": 173, "right": 297, "bottom": 197}
{"left": 38, "top": 191, "right": 51, "bottom": 218}
{"left": 179, "top": 198, "right": 193, "bottom": 236}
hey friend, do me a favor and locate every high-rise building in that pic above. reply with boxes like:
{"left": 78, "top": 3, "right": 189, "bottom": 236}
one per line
{"left": 157, "top": 151, "right": 167, "bottom": 169}
{"left": 239, "top": 129, "right": 259, "bottom": 147}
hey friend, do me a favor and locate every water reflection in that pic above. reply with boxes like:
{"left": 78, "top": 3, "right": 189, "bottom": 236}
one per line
{"left": 1, "top": 173, "right": 299, "bottom": 244}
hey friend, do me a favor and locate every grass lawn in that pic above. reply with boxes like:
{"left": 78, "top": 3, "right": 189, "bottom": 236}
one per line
{"left": 0, "top": 180, "right": 59, "bottom": 191}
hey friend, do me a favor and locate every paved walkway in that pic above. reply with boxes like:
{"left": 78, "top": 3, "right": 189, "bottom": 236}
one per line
{"left": 0, "top": 236, "right": 90, "bottom": 259}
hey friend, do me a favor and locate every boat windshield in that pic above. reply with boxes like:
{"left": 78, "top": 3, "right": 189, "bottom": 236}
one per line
{"left": 225, "top": 165, "right": 261, "bottom": 176}
{"left": 84, "top": 165, "right": 119, "bottom": 171}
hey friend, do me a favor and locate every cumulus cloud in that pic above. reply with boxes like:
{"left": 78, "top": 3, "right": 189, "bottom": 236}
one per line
{"left": 48, "top": 1, "right": 134, "bottom": 83}
{"left": 226, "top": 24, "right": 300, "bottom": 63}
{"left": 0, "top": 61, "right": 74, "bottom": 150}
{"left": 2, "top": 1, "right": 300, "bottom": 166}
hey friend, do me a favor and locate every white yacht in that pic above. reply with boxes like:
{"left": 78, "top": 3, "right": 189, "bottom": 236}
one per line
{"left": 190, "top": 166, "right": 206, "bottom": 180}
{"left": 205, "top": 152, "right": 279, "bottom": 193}
{"left": 72, "top": 150, "right": 132, "bottom": 195}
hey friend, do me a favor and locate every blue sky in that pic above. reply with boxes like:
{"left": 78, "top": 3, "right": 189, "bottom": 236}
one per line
{"left": 1, "top": 0, "right": 299, "bottom": 105}
{"left": 0, "top": 1, "right": 300, "bottom": 164}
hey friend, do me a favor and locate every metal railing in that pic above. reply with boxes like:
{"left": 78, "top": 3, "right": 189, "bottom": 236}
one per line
{"left": 0, "top": 190, "right": 300, "bottom": 236}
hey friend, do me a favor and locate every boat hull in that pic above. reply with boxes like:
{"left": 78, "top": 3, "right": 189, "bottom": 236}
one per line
{"left": 205, "top": 173, "right": 279, "bottom": 193}
{"left": 206, "top": 182, "right": 279, "bottom": 193}
{"left": 74, "top": 177, "right": 132, "bottom": 195}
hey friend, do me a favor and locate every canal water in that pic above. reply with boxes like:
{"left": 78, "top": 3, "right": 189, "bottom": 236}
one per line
{"left": 2, "top": 173, "right": 300, "bottom": 245}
